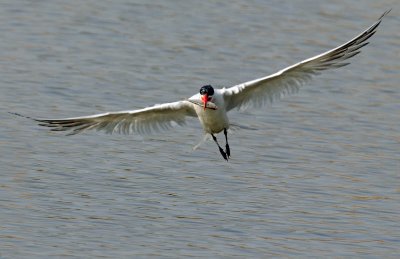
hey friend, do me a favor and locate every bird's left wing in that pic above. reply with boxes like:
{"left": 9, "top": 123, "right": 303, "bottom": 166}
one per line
{"left": 26, "top": 100, "right": 196, "bottom": 135}
{"left": 222, "top": 10, "right": 390, "bottom": 111}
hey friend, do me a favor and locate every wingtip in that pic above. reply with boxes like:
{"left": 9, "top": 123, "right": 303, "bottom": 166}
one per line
{"left": 379, "top": 9, "right": 391, "bottom": 20}
{"left": 9, "top": 112, "right": 35, "bottom": 121}
{"left": 9, "top": 111, "right": 23, "bottom": 117}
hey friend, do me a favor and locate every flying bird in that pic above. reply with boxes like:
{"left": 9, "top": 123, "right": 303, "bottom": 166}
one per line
{"left": 14, "top": 10, "right": 390, "bottom": 161}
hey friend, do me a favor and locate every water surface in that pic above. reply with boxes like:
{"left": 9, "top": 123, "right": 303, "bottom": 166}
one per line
{"left": 1, "top": 0, "right": 399, "bottom": 258}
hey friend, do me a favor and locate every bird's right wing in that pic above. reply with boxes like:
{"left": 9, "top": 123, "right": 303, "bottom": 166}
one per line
{"left": 23, "top": 100, "right": 196, "bottom": 135}
{"left": 222, "top": 10, "right": 390, "bottom": 111}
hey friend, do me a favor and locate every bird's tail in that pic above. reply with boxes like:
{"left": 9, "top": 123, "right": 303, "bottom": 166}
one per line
{"left": 229, "top": 123, "right": 258, "bottom": 132}
{"left": 192, "top": 134, "right": 211, "bottom": 150}
{"left": 192, "top": 123, "right": 257, "bottom": 150}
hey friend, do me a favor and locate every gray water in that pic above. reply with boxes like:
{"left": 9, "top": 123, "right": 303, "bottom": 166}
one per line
{"left": 1, "top": 0, "right": 399, "bottom": 258}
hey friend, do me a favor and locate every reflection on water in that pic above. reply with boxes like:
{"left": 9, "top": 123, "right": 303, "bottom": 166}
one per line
{"left": 1, "top": 0, "right": 399, "bottom": 258}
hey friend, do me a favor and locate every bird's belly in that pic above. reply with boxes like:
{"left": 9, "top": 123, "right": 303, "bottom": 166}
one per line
{"left": 195, "top": 106, "right": 229, "bottom": 134}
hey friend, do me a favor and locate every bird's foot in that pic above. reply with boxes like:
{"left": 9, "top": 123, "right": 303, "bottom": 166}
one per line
{"left": 218, "top": 146, "right": 228, "bottom": 161}
{"left": 225, "top": 144, "right": 230, "bottom": 158}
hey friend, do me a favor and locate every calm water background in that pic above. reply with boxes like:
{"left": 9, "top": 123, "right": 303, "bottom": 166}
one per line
{"left": 1, "top": 0, "right": 399, "bottom": 258}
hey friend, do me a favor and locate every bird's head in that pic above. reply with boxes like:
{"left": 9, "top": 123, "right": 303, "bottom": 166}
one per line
{"left": 199, "top": 85, "right": 214, "bottom": 110}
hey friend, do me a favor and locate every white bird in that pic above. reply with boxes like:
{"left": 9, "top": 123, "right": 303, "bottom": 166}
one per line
{"left": 14, "top": 10, "right": 390, "bottom": 161}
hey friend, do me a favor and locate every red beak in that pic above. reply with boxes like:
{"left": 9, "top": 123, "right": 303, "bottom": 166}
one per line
{"left": 201, "top": 94, "right": 208, "bottom": 110}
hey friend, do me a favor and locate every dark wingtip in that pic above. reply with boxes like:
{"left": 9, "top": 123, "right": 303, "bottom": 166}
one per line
{"left": 9, "top": 112, "right": 35, "bottom": 121}
{"left": 9, "top": 111, "right": 23, "bottom": 117}
{"left": 379, "top": 9, "right": 391, "bottom": 20}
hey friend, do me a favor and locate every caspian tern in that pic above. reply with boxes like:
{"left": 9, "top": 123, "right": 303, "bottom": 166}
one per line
{"left": 14, "top": 10, "right": 390, "bottom": 161}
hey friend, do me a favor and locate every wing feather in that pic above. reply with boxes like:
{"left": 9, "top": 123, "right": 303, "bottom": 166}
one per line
{"left": 223, "top": 10, "right": 390, "bottom": 111}
{"left": 31, "top": 100, "right": 196, "bottom": 135}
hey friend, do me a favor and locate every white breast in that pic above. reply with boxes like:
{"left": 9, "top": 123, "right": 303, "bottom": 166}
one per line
{"left": 190, "top": 90, "right": 230, "bottom": 134}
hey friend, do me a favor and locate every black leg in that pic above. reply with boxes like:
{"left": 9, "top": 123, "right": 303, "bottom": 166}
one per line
{"left": 224, "top": 128, "right": 230, "bottom": 158}
{"left": 211, "top": 134, "right": 228, "bottom": 161}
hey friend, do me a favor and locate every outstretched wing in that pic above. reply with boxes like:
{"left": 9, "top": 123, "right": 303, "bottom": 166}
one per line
{"left": 223, "top": 10, "right": 390, "bottom": 111}
{"left": 30, "top": 100, "right": 196, "bottom": 135}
